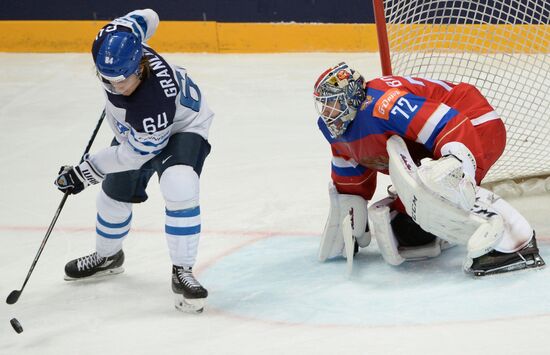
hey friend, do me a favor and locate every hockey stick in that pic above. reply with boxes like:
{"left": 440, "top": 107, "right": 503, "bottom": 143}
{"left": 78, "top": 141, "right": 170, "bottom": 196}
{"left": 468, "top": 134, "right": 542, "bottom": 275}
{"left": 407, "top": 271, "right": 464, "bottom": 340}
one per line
{"left": 6, "top": 109, "right": 106, "bottom": 305}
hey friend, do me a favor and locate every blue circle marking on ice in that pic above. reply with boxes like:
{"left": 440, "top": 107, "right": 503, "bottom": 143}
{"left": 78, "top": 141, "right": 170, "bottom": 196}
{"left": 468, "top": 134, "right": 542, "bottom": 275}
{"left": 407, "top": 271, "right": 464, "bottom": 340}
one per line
{"left": 201, "top": 235, "right": 550, "bottom": 326}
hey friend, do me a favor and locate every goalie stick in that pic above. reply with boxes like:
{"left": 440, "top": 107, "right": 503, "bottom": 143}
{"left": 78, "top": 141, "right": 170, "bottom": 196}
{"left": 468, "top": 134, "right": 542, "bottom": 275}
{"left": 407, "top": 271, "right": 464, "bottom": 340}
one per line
{"left": 342, "top": 214, "right": 355, "bottom": 276}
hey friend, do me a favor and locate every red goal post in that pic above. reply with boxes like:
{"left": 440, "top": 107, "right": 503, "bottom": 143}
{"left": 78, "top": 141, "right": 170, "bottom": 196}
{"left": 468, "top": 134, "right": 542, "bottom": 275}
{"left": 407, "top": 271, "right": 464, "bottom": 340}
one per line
{"left": 373, "top": 0, "right": 550, "bottom": 196}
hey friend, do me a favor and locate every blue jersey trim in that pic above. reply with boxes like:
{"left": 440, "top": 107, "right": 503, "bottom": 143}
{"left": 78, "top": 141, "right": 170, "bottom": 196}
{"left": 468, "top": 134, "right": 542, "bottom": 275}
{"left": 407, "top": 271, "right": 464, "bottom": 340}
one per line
{"left": 331, "top": 163, "right": 366, "bottom": 177}
{"left": 130, "top": 129, "right": 170, "bottom": 147}
{"left": 386, "top": 93, "right": 427, "bottom": 136}
{"left": 129, "top": 14, "right": 148, "bottom": 40}
{"left": 424, "top": 108, "right": 459, "bottom": 150}
{"left": 128, "top": 140, "right": 162, "bottom": 156}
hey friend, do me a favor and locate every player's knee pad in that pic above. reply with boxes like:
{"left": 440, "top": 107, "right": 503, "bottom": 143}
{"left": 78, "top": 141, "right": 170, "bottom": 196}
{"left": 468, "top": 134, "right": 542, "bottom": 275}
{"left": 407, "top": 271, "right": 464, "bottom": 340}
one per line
{"left": 97, "top": 189, "right": 132, "bottom": 221}
{"left": 160, "top": 165, "right": 200, "bottom": 210}
{"left": 369, "top": 195, "right": 452, "bottom": 266}
{"left": 318, "top": 183, "right": 370, "bottom": 261}
{"left": 476, "top": 188, "right": 533, "bottom": 253}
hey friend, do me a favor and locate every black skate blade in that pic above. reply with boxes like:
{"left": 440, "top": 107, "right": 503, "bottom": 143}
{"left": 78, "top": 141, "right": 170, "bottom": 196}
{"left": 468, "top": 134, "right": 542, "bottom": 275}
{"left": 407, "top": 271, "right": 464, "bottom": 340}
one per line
{"left": 64, "top": 267, "right": 124, "bottom": 281}
{"left": 471, "top": 253, "right": 545, "bottom": 277}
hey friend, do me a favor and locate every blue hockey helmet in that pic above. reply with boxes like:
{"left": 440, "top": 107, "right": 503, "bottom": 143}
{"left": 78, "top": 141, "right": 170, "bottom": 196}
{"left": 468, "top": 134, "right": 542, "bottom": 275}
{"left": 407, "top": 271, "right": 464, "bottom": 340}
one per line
{"left": 95, "top": 32, "right": 143, "bottom": 82}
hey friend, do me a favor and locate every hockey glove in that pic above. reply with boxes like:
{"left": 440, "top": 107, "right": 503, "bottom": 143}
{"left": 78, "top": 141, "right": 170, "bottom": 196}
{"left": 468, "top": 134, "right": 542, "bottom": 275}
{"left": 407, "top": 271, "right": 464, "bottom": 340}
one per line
{"left": 55, "top": 155, "right": 104, "bottom": 195}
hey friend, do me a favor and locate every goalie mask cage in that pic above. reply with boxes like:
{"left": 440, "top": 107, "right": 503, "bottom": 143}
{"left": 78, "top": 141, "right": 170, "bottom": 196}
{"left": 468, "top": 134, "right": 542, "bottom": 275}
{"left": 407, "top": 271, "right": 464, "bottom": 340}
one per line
{"left": 373, "top": 0, "right": 550, "bottom": 196}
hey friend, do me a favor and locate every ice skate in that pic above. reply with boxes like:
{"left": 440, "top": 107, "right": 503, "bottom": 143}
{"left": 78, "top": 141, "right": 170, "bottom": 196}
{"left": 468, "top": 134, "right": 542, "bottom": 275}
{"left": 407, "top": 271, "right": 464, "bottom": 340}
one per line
{"left": 172, "top": 265, "right": 208, "bottom": 313}
{"left": 466, "top": 234, "right": 545, "bottom": 277}
{"left": 64, "top": 250, "right": 125, "bottom": 281}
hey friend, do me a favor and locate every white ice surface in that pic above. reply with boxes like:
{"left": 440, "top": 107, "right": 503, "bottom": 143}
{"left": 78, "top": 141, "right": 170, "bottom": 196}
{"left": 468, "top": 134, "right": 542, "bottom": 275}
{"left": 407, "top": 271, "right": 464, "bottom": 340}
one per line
{"left": 0, "top": 53, "right": 549, "bottom": 355}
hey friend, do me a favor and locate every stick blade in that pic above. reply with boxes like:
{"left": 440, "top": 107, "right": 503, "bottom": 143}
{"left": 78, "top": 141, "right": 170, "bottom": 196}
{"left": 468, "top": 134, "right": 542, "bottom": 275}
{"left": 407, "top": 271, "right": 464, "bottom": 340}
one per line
{"left": 6, "top": 290, "right": 21, "bottom": 304}
{"left": 342, "top": 215, "right": 355, "bottom": 276}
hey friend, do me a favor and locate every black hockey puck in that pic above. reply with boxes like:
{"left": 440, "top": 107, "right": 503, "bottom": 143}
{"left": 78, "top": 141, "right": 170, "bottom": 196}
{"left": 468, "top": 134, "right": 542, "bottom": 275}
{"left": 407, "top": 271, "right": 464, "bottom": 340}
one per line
{"left": 10, "top": 318, "right": 23, "bottom": 334}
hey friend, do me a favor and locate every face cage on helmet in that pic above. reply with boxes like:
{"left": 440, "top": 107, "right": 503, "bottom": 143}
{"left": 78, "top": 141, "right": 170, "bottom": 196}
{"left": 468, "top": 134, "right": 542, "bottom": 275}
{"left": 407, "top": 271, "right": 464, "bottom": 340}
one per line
{"left": 314, "top": 92, "right": 353, "bottom": 138}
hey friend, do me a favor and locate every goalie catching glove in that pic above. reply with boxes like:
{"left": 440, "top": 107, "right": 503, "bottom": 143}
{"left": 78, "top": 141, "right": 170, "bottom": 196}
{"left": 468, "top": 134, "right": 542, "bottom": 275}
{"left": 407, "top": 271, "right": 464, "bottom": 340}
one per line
{"left": 55, "top": 154, "right": 105, "bottom": 195}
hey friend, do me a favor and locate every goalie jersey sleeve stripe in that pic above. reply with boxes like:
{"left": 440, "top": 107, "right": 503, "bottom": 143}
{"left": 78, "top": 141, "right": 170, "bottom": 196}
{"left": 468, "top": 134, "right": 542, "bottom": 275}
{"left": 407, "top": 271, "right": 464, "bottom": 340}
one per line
{"left": 471, "top": 111, "right": 499, "bottom": 126}
{"left": 331, "top": 157, "right": 367, "bottom": 177}
{"left": 415, "top": 103, "right": 458, "bottom": 149}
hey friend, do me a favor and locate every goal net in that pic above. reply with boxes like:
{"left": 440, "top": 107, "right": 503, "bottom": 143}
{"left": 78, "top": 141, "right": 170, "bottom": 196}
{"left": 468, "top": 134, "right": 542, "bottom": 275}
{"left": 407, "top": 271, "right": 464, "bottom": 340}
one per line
{"left": 373, "top": 0, "right": 549, "bottom": 196}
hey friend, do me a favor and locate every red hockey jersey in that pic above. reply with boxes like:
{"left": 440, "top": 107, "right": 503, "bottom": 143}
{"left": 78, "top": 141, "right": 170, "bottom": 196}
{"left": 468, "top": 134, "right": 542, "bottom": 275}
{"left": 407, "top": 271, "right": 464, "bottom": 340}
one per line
{"left": 318, "top": 76, "right": 506, "bottom": 200}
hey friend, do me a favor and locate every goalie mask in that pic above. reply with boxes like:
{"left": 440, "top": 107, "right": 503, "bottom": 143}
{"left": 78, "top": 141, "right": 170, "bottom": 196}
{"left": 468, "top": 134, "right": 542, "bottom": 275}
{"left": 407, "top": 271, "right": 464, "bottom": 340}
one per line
{"left": 313, "top": 62, "right": 366, "bottom": 138}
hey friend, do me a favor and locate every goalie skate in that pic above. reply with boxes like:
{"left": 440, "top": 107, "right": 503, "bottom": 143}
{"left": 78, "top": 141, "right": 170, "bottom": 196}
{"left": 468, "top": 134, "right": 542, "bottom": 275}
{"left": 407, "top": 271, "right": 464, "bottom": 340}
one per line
{"left": 465, "top": 233, "right": 545, "bottom": 277}
{"left": 172, "top": 265, "right": 208, "bottom": 313}
{"left": 64, "top": 250, "right": 125, "bottom": 281}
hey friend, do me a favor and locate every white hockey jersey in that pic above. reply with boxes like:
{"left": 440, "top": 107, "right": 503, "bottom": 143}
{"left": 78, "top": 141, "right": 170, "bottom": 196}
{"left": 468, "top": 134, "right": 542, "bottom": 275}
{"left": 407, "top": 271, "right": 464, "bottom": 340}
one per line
{"left": 89, "top": 9, "right": 214, "bottom": 175}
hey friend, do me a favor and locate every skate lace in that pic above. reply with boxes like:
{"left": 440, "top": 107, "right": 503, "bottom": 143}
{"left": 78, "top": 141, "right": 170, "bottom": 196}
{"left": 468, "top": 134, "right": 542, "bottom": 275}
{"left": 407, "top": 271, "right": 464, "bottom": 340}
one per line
{"left": 177, "top": 269, "right": 202, "bottom": 289}
{"left": 77, "top": 253, "right": 105, "bottom": 271}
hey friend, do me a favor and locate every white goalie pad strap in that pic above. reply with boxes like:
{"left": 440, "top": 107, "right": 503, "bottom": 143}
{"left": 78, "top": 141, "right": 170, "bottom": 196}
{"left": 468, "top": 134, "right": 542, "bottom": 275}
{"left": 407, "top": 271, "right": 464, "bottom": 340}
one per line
{"left": 319, "top": 183, "right": 344, "bottom": 261}
{"left": 387, "top": 135, "right": 503, "bottom": 258}
{"left": 319, "top": 183, "right": 370, "bottom": 261}
{"left": 368, "top": 196, "right": 405, "bottom": 266}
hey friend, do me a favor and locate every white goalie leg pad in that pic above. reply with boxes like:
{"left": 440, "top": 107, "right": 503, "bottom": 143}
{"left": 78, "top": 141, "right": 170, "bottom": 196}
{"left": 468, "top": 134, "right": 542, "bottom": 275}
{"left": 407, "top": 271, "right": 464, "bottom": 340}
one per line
{"left": 368, "top": 196, "right": 405, "bottom": 266}
{"left": 387, "top": 135, "right": 504, "bottom": 258}
{"left": 369, "top": 196, "right": 450, "bottom": 265}
{"left": 318, "top": 182, "right": 370, "bottom": 261}
{"left": 476, "top": 188, "right": 533, "bottom": 253}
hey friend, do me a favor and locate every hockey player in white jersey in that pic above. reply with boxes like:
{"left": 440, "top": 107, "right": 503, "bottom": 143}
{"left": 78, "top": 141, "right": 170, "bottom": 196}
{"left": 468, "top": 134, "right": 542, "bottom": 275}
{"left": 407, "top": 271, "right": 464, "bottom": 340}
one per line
{"left": 54, "top": 9, "right": 212, "bottom": 313}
